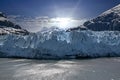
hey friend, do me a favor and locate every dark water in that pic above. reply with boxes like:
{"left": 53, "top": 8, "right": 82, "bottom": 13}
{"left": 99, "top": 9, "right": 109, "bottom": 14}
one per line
{"left": 0, "top": 58, "right": 120, "bottom": 80}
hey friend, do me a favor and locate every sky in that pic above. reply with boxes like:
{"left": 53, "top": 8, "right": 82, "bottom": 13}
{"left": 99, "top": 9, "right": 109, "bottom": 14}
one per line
{"left": 0, "top": 0, "right": 120, "bottom": 19}
{"left": 0, "top": 0, "right": 120, "bottom": 32}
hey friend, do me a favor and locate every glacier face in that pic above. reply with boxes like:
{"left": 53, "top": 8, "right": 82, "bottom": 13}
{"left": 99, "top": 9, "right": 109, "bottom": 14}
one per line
{"left": 0, "top": 30, "right": 120, "bottom": 59}
{"left": 0, "top": 4, "right": 120, "bottom": 59}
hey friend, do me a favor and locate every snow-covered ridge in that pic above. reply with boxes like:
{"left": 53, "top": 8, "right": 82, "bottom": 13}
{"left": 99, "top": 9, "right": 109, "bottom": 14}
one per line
{"left": 0, "top": 12, "right": 7, "bottom": 21}
{"left": 0, "top": 12, "right": 29, "bottom": 35}
{"left": 0, "top": 30, "right": 120, "bottom": 59}
{"left": 101, "top": 4, "right": 120, "bottom": 16}
{"left": 0, "top": 27, "right": 29, "bottom": 35}
{"left": 83, "top": 4, "right": 120, "bottom": 31}
{"left": 1, "top": 4, "right": 120, "bottom": 59}
{"left": 0, "top": 12, "right": 22, "bottom": 29}
{"left": 0, "top": 17, "right": 7, "bottom": 21}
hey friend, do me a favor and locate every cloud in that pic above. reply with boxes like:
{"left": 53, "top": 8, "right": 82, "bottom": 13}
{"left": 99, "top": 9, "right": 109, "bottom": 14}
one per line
{"left": 8, "top": 15, "right": 87, "bottom": 32}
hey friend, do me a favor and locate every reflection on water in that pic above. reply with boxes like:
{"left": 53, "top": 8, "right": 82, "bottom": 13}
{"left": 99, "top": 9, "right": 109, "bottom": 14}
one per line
{"left": 0, "top": 58, "right": 120, "bottom": 80}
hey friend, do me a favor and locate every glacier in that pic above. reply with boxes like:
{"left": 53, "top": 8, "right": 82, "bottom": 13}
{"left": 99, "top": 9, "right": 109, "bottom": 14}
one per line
{"left": 0, "top": 29, "right": 120, "bottom": 59}
{"left": 0, "top": 4, "right": 120, "bottom": 59}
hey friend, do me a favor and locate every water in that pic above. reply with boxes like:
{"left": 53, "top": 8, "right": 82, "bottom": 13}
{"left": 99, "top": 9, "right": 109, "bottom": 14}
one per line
{"left": 0, "top": 58, "right": 120, "bottom": 80}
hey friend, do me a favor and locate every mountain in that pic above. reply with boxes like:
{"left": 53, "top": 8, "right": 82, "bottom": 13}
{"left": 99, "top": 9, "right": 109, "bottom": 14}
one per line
{"left": 1, "top": 4, "right": 120, "bottom": 59}
{"left": 0, "top": 12, "right": 29, "bottom": 35}
{"left": 0, "top": 12, "right": 21, "bottom": 29}
{"left": 83, "top": 4, "right": 120, "bottom": 31}
{"left": 66, "top": 25, "right": 87, "bottom": 32}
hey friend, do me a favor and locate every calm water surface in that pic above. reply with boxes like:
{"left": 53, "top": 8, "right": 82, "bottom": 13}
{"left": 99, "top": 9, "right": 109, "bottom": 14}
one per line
{"left": 0, "top": 58, "right": 120, "bottom": 80}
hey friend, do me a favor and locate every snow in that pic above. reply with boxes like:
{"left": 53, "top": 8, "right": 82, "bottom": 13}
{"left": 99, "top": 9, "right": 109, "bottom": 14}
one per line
{"left": 0, "top": 27, "right": 29, "bottom": 35}
{"left": 101, "top": 4, "right": 120, "bottom": 16}
{"left": 0, "top": 12, "right": 28, "bottom": 35}
{"left": 0, "top": 29, "right": 120, "bottom": 59}
{"left": 0, "top": 17, "right": 7, "bottom": 21}
{"left": 0, "top": 4, "right": 120, "bottom": 59}
{"left": 83, "top": 4, "right": 120, "bottom": 31}
{"left": 0, "top": 12, "right": 7, "bottom": 21}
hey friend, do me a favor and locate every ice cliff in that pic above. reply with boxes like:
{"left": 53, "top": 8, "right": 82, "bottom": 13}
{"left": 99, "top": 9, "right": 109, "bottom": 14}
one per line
{"left": 0, "top": 4, "right": 120, "bottom": 59}
{"left": 0, "top": 30, "right": 120, "bottom": 59}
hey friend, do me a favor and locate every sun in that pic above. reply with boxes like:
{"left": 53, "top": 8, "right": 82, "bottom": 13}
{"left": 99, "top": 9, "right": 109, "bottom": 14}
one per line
{"left": 52, "top": 18, "right": 72, "bottom": 29}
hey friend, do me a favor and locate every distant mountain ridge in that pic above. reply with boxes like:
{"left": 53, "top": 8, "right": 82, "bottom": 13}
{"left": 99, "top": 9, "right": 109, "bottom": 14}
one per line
{"left": 101, "top": 4, "right": 120, "bottom": 16}
{"left": 0, "top": 12, "right": 29, "bottom": 35}
{"left": 0, "top": 12, "right": 21, "bottom": 29}
{"left": 68, "top": 4, "right": 120, "bottom": 31}
{"left": 83, "top": 4, "right": 120, "bottom": 31}
{"left": 0, "top": 4, "right": 120, "bottom": 59}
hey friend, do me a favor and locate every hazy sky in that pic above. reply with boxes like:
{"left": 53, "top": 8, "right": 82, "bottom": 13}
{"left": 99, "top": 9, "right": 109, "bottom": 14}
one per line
{"left": 0, "top": 0, "right": 120, "bottom": 32}
{"left": 0, "top": 0, "right": 120, "bottom": 19}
